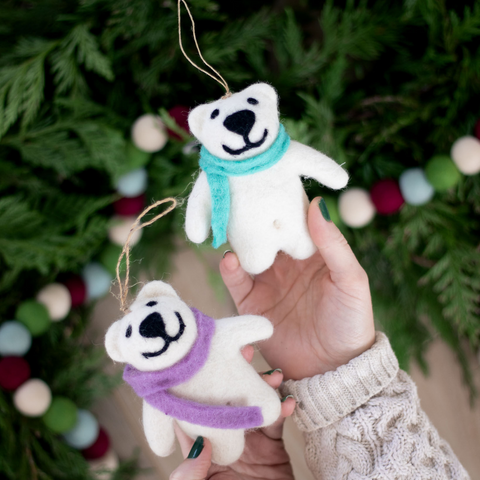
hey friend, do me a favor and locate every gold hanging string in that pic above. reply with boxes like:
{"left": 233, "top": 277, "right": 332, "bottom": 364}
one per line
{"left": 116, "top": 197, "right": 177, "bottom": 312}
{"left": 177, "top": 0, "right": 231, "bottom": 98}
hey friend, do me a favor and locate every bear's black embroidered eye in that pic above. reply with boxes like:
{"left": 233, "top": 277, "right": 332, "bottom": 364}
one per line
{"left": 247, "top": 98, "right": 258, "bottom": 105}
{"left": 146, "top": 301, "right": 157, "bottom": 307}
{"left": 126, "top": 325, "right": 132, "bottom": 338}
{"left": 211, "top": 109, "right": 219, "bottom": 119}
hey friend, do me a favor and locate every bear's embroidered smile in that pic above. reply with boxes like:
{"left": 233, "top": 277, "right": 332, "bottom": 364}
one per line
{"left": 222, "top": 128, "right": 268, "bottom": 155}
{"left": 141, "top": 311, "right": 186, "bottom": 359}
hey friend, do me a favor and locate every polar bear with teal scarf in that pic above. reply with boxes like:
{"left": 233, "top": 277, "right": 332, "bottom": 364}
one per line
{"left": 185, "top": 83, "right": 349, "bottom": 274}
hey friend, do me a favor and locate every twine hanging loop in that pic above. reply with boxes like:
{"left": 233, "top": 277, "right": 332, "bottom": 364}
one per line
{"left": 116, "top": 197, "right": 177, "bottom": 312}
{"left": 177, "top": 0, "right": 231, "bottom": 98}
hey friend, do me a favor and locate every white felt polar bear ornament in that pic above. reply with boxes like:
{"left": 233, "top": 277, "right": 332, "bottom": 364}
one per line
{"left": 185, "top": 82, "right": 349, "bottom": 274}
{"left": 105, "top": 281, "right": 281, "bottom": 465}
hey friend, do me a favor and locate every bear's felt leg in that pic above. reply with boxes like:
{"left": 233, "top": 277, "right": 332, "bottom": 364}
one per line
{"left": 208, "top": 429, "right": 246, "bottom": 465}
{"left": 143, "top": 401, "right": 176, "bottom": 457}
{"left": 232, "top": 241, "right": 279, "bottom": 275}
{"left": 282, "top": 230, "right": 317, "bottom": 261}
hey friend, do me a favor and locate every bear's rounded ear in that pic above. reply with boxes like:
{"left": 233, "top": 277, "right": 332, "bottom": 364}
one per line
{"left": 245, "top": 83, "right": 278, "bottom": 103}
{"left": 105, "top": 322, "right": 124, "bottom": 363}
{"left": 135, "top": 281, "right": 179, "bottom": 303}
{"left": 188, "top": 104, "right": 208, "bottom": 139}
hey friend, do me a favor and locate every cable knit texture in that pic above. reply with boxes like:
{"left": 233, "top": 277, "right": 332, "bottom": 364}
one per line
{"left": 280, "top": 333, "right": 470, "bottom": 479}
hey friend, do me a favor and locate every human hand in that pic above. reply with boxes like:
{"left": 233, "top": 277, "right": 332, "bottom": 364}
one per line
{"left": 169, "top": 345, "right": 295, "bottom": 480}
{"left": 220, "top": 197, "right": 375, "bottom": 381}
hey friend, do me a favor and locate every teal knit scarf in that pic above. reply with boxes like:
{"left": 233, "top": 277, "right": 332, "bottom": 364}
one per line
{"left": 199, "top": 124, "right": 291, "bottom": 248}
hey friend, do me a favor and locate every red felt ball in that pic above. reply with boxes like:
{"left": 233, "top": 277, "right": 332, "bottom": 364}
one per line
{"left": 370, "top": 179, "right": 405, "bottom": 215}
{"left": 474, "top": 119, "right": 480, "bottom": 141}
{"left": 63, "top": 275, "right": 86, "bottom": 308}
{"left": 113, "top": 194, "right": 145, "bottom": 216}
{"left": 0, "top": 357, "right": 31, "bottom": 391}
{"left": 81, "top": 427, "right": 110, "bottom": 460}
{"left": 167, "top": 105, "right": 190, "bottom": 139}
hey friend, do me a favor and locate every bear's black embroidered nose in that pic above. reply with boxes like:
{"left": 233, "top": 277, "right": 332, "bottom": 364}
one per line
{"left": 139, "top": 312, "right": 166, "bottom": 338}
{"left": 223, "top": 110, "right": 255, "bottom": 137}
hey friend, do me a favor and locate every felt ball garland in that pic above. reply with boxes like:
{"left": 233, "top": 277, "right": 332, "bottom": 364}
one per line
{"left": 0, "top": 321, "right": 32, "bottom": 356}
{"left": 0, "top": 356, "right": 31, "bottom": 391}
{"left": 0, "top": 109, "right": 176, "bottom": 472}
{"left": 131, "top": 114, "right": 168, "bottom": 152}
{"left": 36, "top": 283, "right": 72, "bottom": 322}
{"left": 336, "top": 129, "right": 480, "bottom": 228}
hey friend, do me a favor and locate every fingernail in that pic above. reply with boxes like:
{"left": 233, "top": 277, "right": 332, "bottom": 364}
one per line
{"left": 318, "top": 198, "right": 331, "bottom": 222}
{"left": 262, "top": 368, "right": 282, "bottom": 376}
{"left": 223, "top": 250, "right": 232, "bottom": 258}
{"left": 281, "top": 395, "right": 294, "bottom": 403}
{"left": 187, "top": 436, "right": 204, "bottom": 459}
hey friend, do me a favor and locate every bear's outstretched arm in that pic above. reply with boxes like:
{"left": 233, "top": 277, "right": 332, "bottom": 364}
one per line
{"left": 185, "top": 171, "right": 212, "bottom": 244}
{"left": 289, "top": 140, "right": 349, "bottom": 190}
{"left": 143, "top": 401, "right": 176, "bottom": 457}
{"left": 216, "top": 315, "right": 274, "bottom": 349}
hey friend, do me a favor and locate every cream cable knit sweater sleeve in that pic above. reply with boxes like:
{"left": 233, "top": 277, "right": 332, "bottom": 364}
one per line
{"left": 280, "top": 333, "right": 470, "bottom": 479}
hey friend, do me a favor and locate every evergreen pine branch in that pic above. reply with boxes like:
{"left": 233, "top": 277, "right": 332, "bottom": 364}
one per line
{"left": 0, "top": 38, "right": 57, "bottom": 138}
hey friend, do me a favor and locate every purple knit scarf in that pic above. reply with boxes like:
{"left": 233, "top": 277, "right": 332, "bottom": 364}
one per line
{"left": 123, "top": 308, "right": 263, "bottom": 429}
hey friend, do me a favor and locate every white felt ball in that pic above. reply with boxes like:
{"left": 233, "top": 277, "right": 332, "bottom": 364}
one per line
{"left": 399, "top": 168, "right": 435, "bottom": 206}
{"left": 36, "top": 283, "right": 72, "bottom": 322}
{"left": 13, "top": 379, "right": 52, "bottom": 417}
{"left": 108, "top": 216, "right": 143, "bottom": 247}
{"left": 451, "top": 136, "right": 480, "bottom": 175}
{"left": 338, "top": 188, "right": 376, "bottom": 228}
{"left": 63, "top": 409, "right": 99, "bottom": 449}
{"left": 88, "top": 449, "right": 119, "bottom": 480}
{"left": 0, "top": 321, "right": 32, "bottom": 356}
{"left": 131, "top": 114, "right": 167, "bottom": 153}
{"left": 82, "top": 263, "right": 113, "bottom": 301}
{"left": 115, "top": 168, "right": 148, "bottom": 198}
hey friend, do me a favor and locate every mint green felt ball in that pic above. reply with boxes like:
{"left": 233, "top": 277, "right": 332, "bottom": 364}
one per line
{"left": 16, "top": 300, "right": 51, "bottom": 337}
{"left": 425, "top": 155, "right": 461, "bottom": 192}
{"left": 99, "top": 244, "right": 126, "bottom": 276}
{"left": 42, "top": 397, "right": 78, "bottom": 433}
{"left": 322, "top": 196, "right": 341, "bottom": 225}
{"left": 125, "top": 141, "right": 151, "bottom": 170}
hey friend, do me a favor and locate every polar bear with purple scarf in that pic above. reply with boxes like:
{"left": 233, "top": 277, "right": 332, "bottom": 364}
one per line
{"left": 105, "top": 281, "right": 281, "bottom": 465}
{"left": 185, "top": 82, "right": 349, "bottom": 274}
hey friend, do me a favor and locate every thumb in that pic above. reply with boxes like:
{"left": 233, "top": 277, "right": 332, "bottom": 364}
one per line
{"left": 170, "top": 437, "right": 212, "bottom": 480}
{"left": 308, "top": 197, "right": 365, "bottom": 284}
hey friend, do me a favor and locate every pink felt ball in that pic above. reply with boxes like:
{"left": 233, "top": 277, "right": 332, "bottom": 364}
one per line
{"left": 370, "top": 179, "right": 405, "bottom": 215}
{"left": 113, "top": 194, "right": 145, "bottom": 216}
{"left": 81, "top": 427, "right": 110, "bottom": 460}
{"left": 167, "top": 105, "right": 190, "bottom": 139}
{"left": 63, "top": 276, "right": 87, "bottom": 308}
{"left": 0, "top": 356, "right": 31, "bottom": 391}
{"left": 474, "top": 119, "right": 480, "bottom": 141}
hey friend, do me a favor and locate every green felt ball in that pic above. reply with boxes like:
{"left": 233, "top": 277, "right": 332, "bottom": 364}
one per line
{"left": 42, "top": 397, "right": 78, "bottom": 433}
{"left": 16, "top": 300, "right": 51, "bottom": 337}
{"left": 322, "top": 196, "right": 341, "bottom": 225}
{"left": 99, "top": 244, "right": 126, "bottom": 276}
{"left": 125, "top": 141, "right": 151, "bottom": 170}
{"left": 424, "top": 155, "right": 461, "bottom": 192}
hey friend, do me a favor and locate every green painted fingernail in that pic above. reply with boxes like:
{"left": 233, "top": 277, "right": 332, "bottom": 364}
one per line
{"left": 262, "top": 368, "right": 282, "bottom": 376}
{"left": 223, "top": 250, "right": 232, "bottom": 258}
{"left": 187, "top": 436, "right": 204, "bottom": 459}
{"left": 318, "top": 198, "right": 331, "bottom": 222}
{"left": 281, "top": 395, "right": 294, "bottom": 403}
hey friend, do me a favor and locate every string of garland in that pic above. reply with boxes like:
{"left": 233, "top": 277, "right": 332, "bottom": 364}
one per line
{"left": 334, "top": 125, "right": 480, "bottom": 227}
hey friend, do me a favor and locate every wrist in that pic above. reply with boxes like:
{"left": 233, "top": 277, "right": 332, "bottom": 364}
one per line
{"left": 321, "top": 331, "right": 376, "bottom": 374}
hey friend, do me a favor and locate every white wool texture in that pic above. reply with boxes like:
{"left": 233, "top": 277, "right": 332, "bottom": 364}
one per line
{"left": 105, "top": 281, "right": 281, "bottom": 465}
{"left": 280, "top": 333, "right": 469, "bottom": 479}
{"left": 185, "top": 83, "right": 349, "bottom": 274}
